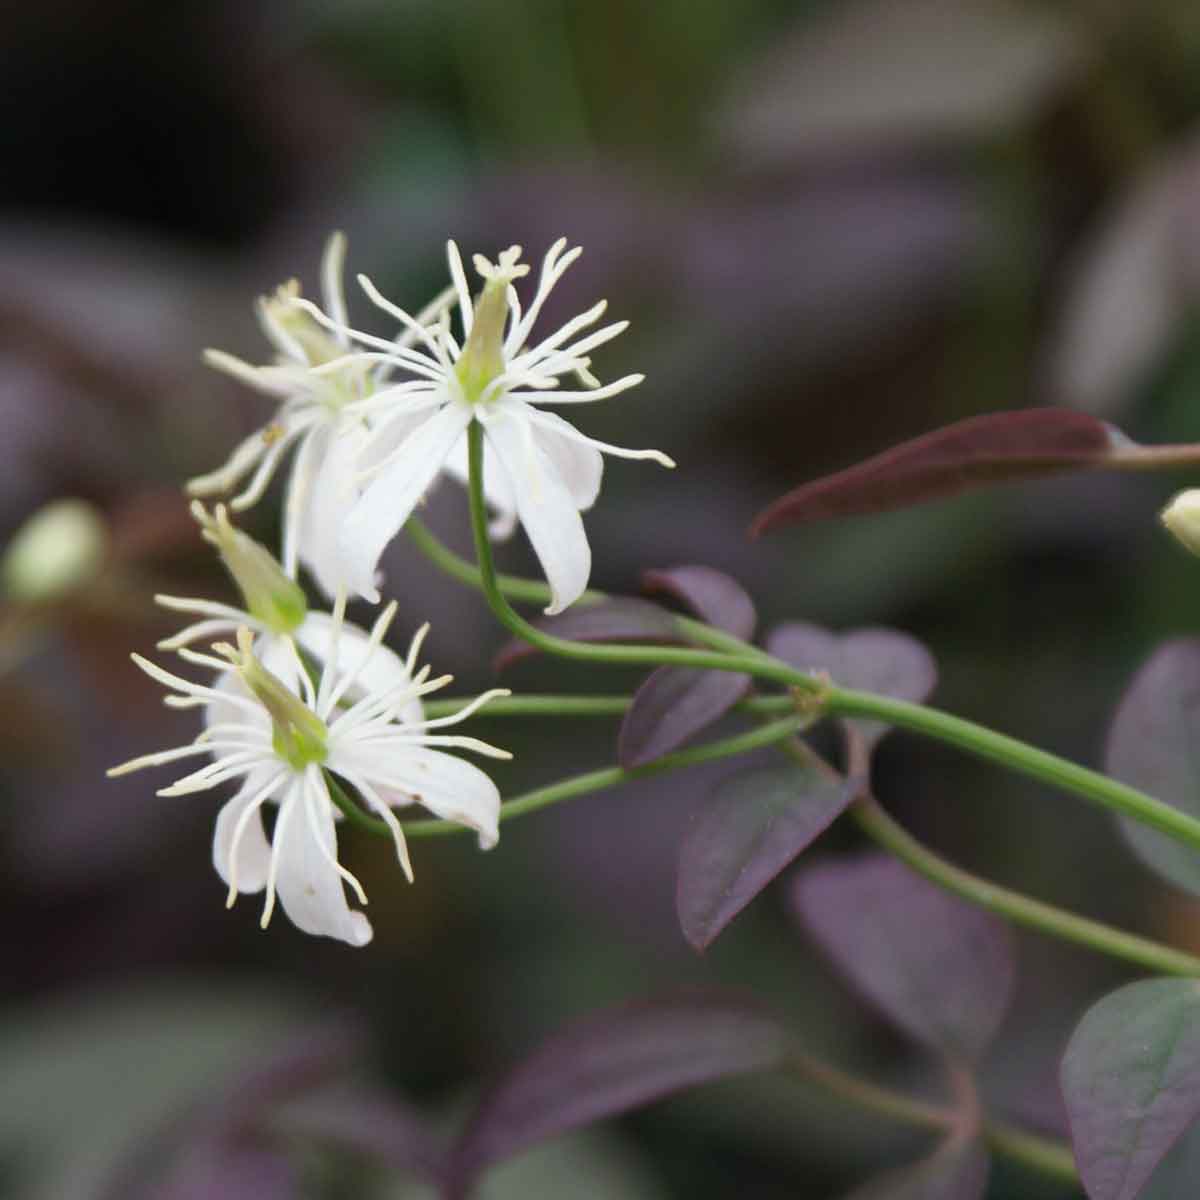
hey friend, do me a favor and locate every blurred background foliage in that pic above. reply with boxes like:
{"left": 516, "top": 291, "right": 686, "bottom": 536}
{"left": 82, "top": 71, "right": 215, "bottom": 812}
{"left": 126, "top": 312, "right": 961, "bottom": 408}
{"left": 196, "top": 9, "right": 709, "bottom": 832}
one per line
{"left": 4, "top": 0, "right": 1200, "bottom": 1195}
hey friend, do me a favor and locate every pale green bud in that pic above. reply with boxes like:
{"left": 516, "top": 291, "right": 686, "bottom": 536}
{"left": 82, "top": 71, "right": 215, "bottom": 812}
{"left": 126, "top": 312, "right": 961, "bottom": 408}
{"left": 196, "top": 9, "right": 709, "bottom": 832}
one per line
{"left": 192, "top": 501, "right": 306, "bottom": 634}
{"left": 2, "top": 499, "right": 109, "bottom": 603}
{"left": 1162, "top": 489, "right": 1200, "bottom": 558}
{"left": 454, "top": 246, "right": 529, "bottom": 404}
{"left": 261, "top": 279, "right": 344, "bottom": 366}
{"left": 219, "top": 627, "right": 328, "bottom": 769}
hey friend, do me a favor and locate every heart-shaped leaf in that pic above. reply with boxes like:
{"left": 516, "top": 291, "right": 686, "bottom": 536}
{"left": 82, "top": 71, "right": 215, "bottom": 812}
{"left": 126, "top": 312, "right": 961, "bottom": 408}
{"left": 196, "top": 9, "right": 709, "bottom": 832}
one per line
{"left": 1061, "top": 978, "right": 1200, "bottom": 1200}
{"left": 844, "top": 1139, "right": 989, "bottom": 1200}
{"left": 618, "top": 667, "right": 750, "bottom": 768}
{"left": 793, "top": 854, "right": 1014, "bottom": 1060}
{"left": 767, "top": 624, "right": 937, "bottom": 750}
{"left": 1104, "top": 641, "right": 1200, "bottom": 895}
{"left": 641, "top": 566, "right": 757, "bottom": 641}
{"left": 751, "top": 409, "right": 1123, "bottom": 535}
{"left": 677, "top": 762, "right": 856, "bottom": 950}
{"left": 495, "top": 598, "right": 681, "bottom": 670}
{"left": 447, "top": 993, "right": 790, "bottom": 1194}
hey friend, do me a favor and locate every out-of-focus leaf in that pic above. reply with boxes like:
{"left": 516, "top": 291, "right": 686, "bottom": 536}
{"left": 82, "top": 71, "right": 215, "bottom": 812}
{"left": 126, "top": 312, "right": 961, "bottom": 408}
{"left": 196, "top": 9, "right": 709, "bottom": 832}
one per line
{"left": 718, "top": 0, "right": 1083, "bottom": 161}
{"left": 447, "top": 993, "right": 790, "bottom": 1193}
{"left": 844, "top": 1139, "right": 990, "bottom": 1200}
{"left": 1141, "top": 1120, "right": 1200, "bottom": 1199}
{"left": 677, "top": 762, "right": 855, "bottom": 951}
{"left": 792, "top": 854, "right": 1014, "bottom": 1060}
{"left": 618, "top": 666, "right": 749, "bottom": 767}
{"left": 641, "top": 565, "right": 757, "bottom": 640}
{"left": 766, "top": 623, "right": 937, "bottom": 750}
{"left": 1061, "top": 979, "right": 1200, "bottom": 1200}
{"left": 615, "top": 565, "right": 757, "bottom": 765}
{"left": 155, "top": 1143, "right": 298, "bottom": 1200}
{"left": 495, "top": 598, "right": 678, "bottom": 669}
{"left": 751, "top": 410, "right": 1122, "bottom": 535}
{"left": 1050, "top": 143, "right": 1200, "bottom": 416}
{"left": 1105, "top": 641, "right": 1200, "bottom": 896}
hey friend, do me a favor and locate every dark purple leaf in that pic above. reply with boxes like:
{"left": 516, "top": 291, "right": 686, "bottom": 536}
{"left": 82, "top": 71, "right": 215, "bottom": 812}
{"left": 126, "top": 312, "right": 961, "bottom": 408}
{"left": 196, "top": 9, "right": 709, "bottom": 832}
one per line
{"left": 767, "top": 624, "right": 937, "bottom": 750}
{"left": 1105, "top": 641, "right": 1200, "bottom": 895}
{"left": 495, "top": 598, "right": 680, "bottom": 670}
{"left": 642, "top": 565, "right": 757, "bottom": 640}
{"left": 793, "top": 854, "right": 1014, "bottom": 1060}
{"left": 618, "top": 667, "right": 750, "bottom": 767}
{"left": 677, "top": 762, "right": 856, "bottom": 951}
{"left": 1141, "top": 1120, "right": 1200, "bottom": 1198}
{"left": 751, "top": 409, "right": 1122, "bottom": 536}
{"left": 448, "top": 993, "right": 790, "bottom": 1191}
{"left": 1061, "top": 978, "right": 1200, "bottom": 1200}
{"left": 844, "top": 1139, "right": 990, "bottom": 1200}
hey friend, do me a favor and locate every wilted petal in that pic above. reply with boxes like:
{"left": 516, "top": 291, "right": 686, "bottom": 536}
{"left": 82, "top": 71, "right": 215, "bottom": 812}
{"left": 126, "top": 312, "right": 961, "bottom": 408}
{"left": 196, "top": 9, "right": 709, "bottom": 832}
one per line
{"left": 340, "top": 403, "right": 473, "bottom": 601}
{"left": 483, "top": 409, "right": 590, "bottom": 615}
{"left": 273, "top": 775, "right": 373, "bottom": 946}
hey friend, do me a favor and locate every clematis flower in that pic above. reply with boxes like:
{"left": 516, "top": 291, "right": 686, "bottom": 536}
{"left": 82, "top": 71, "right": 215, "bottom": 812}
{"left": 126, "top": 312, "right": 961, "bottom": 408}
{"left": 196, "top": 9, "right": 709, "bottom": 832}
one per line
{"left": 159, "top": 501, "right": 424, "bottom": 726}
{"left": 188, "top": 233, "right": 451, "bottom": 597}
{"left": 289, "top": 239, "right": 675, "bottom": 614}
{"left": 109, "top": 610, "right": 509, "bottom": 946}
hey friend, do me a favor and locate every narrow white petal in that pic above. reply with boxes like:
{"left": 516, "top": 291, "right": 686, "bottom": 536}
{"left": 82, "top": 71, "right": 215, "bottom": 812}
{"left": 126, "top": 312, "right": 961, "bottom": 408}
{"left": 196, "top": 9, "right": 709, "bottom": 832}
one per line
{"left": 320, "top": 231, "right": 350, "bottom": 341}
{"left": 295, "top": 421, "right": 370, "bottom": 597}
{"left": 157, "top": 618, "right": 241, "bottom": 652}
{"left": 446, "top": 241, "right": 474, "bottom": 337}
{"left": 325, "top": 764, "right": 414, "bottom": 882}
{"left": 483, "top": 411, "right": 591, "bottom": 614}
{"left": 283, "top": 423, "right": 330, "bottom": 580}
{"left": 522, "top": 408, "right": 675, "bottom": 468}
{"left": 213, "top": 766, "right": 285, "bottom": 896}
{"left": 339, "top": 403, "right": 473, "bottom": 601}
{"left": 523, "top": 408, "right": 604, "bottom": 512}
{"left": 440, "top": 429, "right": 519, "bottom": 539}
{"left": 186, "top": 428, "right": 270, "bottom": 497}
{"left": 271, "top": 771, "right": 373, "bottom": 945}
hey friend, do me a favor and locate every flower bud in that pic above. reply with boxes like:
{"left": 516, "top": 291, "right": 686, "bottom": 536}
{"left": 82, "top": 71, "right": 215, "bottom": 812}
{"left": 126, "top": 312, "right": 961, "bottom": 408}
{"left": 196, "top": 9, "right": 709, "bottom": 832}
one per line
{"left": 260, "top": 279, "right": 344, "bottom": 366}
{"left": 1, "top": 499, "right": 109, "bottom": 603}
{"left": 192, "top": 502, "right": 306, "bottom": 633}
{"left": 1161, "top": 490, "right": 1200, "bottom": 557}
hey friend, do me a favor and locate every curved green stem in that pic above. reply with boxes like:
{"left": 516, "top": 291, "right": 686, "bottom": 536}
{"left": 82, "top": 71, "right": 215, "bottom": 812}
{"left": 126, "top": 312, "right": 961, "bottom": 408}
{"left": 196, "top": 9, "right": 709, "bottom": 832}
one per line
{"left": 421, "top": 692, "right": 793, "bottom": 720}
{"left": 984, "top": 1120, "right": 1080, "bottom": 1184}
{"left": 830, "top": 687, "right": 1200, "bottom": 854}
{"left": 852, "top": 792, "right": 1200, "bottom": 977}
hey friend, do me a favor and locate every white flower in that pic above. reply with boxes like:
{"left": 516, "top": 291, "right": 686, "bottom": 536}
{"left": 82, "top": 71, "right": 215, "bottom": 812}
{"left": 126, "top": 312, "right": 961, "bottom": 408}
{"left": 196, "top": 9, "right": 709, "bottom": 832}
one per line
{"left": 188, "top": 232, "right": 452, "bottom": 598}
{"left": 289, "top": 239, "right": 674, "bottom": 614}
{"left": 108, "top": 609, "right": 509, "bottom": 947}
{"left": 160, "top": 502, "right": 425, "bottom": 727}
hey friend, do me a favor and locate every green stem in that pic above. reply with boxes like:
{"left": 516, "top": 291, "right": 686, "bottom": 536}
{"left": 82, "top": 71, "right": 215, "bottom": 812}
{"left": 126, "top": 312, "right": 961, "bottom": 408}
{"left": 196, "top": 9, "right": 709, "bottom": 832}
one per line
{"left": 786, "top": 1050, "right": 1079, "bottom": 1186}
{"left": 421, "top": 692, "right": 792, "bottom": 720}
{"left": 402, "top": 714, "right": 808, "bottom": 838}
{"left": 830, "top": 686, "right": 1200, "bottom": 854}
{"left": 852, "top": 793, "right": 1200, "bottom": 978}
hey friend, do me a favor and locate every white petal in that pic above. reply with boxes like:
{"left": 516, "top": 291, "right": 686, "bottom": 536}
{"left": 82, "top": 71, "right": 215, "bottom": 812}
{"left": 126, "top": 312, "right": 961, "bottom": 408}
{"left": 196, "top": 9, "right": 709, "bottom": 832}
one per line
{"left": 297, "top": 612, "right": 423, "bottom": 725}
{"left": 296, "top": 420, "right": 370, "bottom": 598}
{"left": 526, "top": 408, "right": 603, "bottom": 512}
{"left": 212, "top": 765, "right": 281, "bottom": 894}
{"left": 333, "top": 743, "right": 500, "bottom": 849}
{"left": 339, "top": 403, "right": 472, "bottom": 601}
{"left": 483, "top": 410, "right": 591, "bottom": 614}
{"left": 273, "top": 774, "right": 373, "bottom": 946}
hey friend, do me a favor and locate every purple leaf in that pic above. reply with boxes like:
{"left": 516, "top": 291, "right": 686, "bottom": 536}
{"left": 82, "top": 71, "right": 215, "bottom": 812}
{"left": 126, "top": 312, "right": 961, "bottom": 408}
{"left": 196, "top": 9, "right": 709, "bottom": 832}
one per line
{"left": 448, "top": 993, "right": 790, "bottom": 1192}
{"left": 642, "top": 565, "right": 757, "bottom": 640}
{"left": 1061, "top": 978, "right": 1200, "bottom": 1200}
{"left": 1104, "top": 641, "right": 1200, "bottom": 896}
{"left": 618, "top": 667, "right": 750, "bottom": 767}
{"left": 677, "top": 762, "right": 856, "bottom": 951}
{"left": 767, "top": 624, "right": 937, "bottom": 750}
{"left": 793, "top": 854, "right": 1014, "bottom": 1060}
{"left": 844, "top": 1139, "right": 990, "bottom": 1200}
{"left": 495, "top": 598, "right": 680, "bottom": 670}
{"left": 156, "top": 1142, "right": 298, "bottom": 1200}
{"left": 750, "top": 409, "right": 1122, "bottom": 536}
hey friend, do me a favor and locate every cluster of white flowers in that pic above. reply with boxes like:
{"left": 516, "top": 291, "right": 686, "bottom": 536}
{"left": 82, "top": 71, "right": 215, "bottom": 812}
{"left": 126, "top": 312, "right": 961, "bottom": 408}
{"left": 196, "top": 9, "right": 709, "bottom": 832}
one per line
{"left": 110, "top": 235, "right": 670, "bottom": 945}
